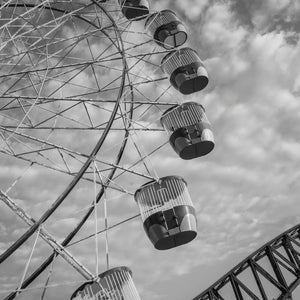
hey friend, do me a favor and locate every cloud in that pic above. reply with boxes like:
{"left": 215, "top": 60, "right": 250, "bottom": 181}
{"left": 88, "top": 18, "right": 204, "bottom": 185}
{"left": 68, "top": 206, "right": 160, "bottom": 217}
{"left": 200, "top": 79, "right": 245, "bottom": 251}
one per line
{"left": 200, "top": 3, "right": 248, "bottom": 56}
{"left": 1, "top": 1, "right": 300, "bottom": 300}
{"left": 174, "top": 0, "right": 209, "bottom": 21}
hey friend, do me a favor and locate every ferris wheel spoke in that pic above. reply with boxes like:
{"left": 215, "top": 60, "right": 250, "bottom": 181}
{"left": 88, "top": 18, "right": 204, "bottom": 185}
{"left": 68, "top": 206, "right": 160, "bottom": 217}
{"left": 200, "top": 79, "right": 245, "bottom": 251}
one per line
{"left": 42, "top": 59, "right": 124, "bottom": 97}
{"left": 2, "top": 95, "right": 135, "bottom": 300}
{"left": 0, "top": 0, "right": 197, "bottom": 298}
{"left": 0, "top": 1, "right": 54, "bottom": 29}
{"left": 113, "top": 140, "right": 169, "bottom": 182}
{"left": 0, "top": 97, "right": 141, "bottom": 131}
{"left": 33, "top": 102, "right": 87, "bottom": 128}
{"left": 0, "top": 126, "right": 122, "bottom": 179}
{"left": 0, "top": 58, "right": 118, "bottom": 81}
{"left": 1, "top": 29, "right": 123, "bottom": 93}
{"left": 1, "top": 101, "right": 92, "bottom": 129}
{"left": 0, "top": 149, "right": 131, "bottom": 195}
{"left": 0, "top": 11, "right": 74, "bottom": 65}
{"left": 118, "top": 103, "right": 153, "bottom": 176}
{"left": 39, "top": 258, "right": 56, "bottom": 300}
{"left": 0, "top": 126, "right": 163, "bottom": 131}
{"left": 1, "top": 22, "right": 117, "bottom": 69}
{"left": 1, "top": 60, "right": 125, "bottom": 120}
{"left": 0, "top": 95, "right": 177, "bottom": 106}
{"left": 58, "top": 76, "right": 167, "bottom": 96}
{"left": 1, "top": 13, "right": 69, "bottom": 53}
{"left": 68, "top": 213, "right": 141, "bottom": 248}
{"left": 0, "top": 111, "right": 124, "bottom": 265}
{"left": 0, "top": 7, "right": 129, "bottom": 270}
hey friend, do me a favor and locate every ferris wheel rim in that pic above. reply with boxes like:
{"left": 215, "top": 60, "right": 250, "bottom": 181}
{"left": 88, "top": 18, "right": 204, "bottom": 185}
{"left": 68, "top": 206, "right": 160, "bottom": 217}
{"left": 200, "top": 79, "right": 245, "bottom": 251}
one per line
{"left": 0, "top": 1, "right": 146, "bottom": 298}
{"left": 0, "top": 1, "right": 187, "bottom": 298}
{"left": 0, "top": 0, "right": 129, "bottom": 271}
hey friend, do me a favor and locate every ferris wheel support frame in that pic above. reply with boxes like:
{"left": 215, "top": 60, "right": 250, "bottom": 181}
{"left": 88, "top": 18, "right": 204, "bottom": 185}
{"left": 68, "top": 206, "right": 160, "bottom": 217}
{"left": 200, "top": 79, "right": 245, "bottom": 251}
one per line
{"left": 193, "top": 223, "right": 300, "bottom": 300}
{"left": 0, "top": 0, "right": 127, "bottom": 265}
{"left": 0, "top": 191, "right": 94, "bottom": 280}
{"left": 1, "top": 1, "right": 138, "bottom": 298}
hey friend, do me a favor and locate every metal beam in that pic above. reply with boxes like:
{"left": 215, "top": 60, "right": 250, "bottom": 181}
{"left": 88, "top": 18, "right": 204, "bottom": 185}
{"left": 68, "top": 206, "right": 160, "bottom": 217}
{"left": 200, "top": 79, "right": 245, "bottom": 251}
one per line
{"left": 283, "top": 236, "right": 300, "bottom": 270}
{"left": 229, "top": 274, "right": 243, "bottom": 300}
{"left": 249, "top": 258, "right": 268, "bottom": 300}
{"left": 0, "top": 191, "right": 94, "bottom": 280}
{"left": 193, "top": 224, "right": 300, "bottom": 300}
{"left": 266, "top": 246, "right": 288, "bottom": 289}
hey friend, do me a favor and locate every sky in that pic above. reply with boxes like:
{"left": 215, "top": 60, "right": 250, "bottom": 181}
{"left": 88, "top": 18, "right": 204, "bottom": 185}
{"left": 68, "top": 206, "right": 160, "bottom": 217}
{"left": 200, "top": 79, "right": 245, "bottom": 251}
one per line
{"left": 0, "top": 0, "right": 300, "bottom": 300}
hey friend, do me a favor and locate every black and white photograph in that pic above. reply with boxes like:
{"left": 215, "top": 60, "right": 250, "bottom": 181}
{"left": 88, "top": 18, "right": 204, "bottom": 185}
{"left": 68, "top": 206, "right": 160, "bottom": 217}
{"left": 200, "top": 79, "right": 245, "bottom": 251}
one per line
{"left": 0, "top": 0, "right": 299, "bottom": 299}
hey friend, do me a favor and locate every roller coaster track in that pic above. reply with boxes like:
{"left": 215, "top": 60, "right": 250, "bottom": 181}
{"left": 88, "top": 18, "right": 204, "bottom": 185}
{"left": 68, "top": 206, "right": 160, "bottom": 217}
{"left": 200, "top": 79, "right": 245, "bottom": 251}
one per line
{"left": 193, "top": 223, "right": 300, "bottom": 300}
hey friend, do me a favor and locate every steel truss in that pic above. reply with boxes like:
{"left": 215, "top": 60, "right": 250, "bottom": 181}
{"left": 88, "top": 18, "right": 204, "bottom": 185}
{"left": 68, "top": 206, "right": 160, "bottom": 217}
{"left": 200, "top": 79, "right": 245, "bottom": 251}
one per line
{"left": 193, "top": 224, "right": 300, "bottom": 300}
{"left": 0, "top": 1, "right": 135, "bottom": 299}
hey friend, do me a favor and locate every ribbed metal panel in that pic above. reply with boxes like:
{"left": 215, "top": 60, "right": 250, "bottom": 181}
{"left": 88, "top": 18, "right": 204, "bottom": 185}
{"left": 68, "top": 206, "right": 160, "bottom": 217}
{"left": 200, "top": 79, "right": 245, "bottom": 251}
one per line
{"left": 135, "top": 176, "right": 193, "bottom": 221}
{"left": 145, "top": 10, "right": 179, "bottom": 34}
{"left": 72, "top": 267, "right": 140, "bottom": 300}
{"left": 161, "top": 47, "right": 202, "bottom": 75}
{"left": 161, "top": 102, "right": 209, "bottom": 133}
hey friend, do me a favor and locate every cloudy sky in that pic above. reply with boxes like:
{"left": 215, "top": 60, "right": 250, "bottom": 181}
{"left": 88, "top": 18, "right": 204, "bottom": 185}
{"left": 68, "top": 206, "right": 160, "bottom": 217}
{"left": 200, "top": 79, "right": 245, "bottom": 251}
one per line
{"left": 0, "top": 0, "right": 300, "bottom": 299}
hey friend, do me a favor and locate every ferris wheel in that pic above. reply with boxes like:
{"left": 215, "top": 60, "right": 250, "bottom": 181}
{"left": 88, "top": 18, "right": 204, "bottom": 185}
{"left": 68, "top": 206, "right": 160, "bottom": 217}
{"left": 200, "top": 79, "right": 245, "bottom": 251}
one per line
{"left": 0, "top": 1, "right": 215, "bottom": 299}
